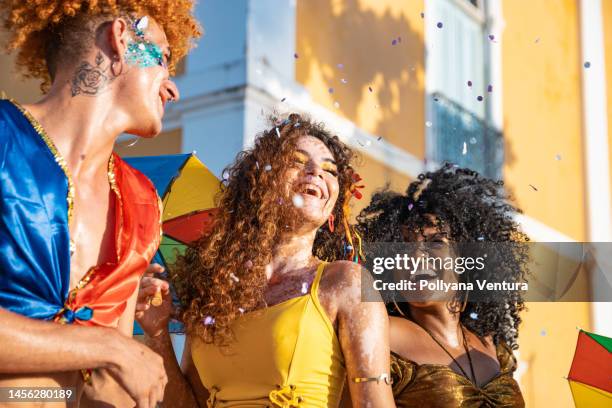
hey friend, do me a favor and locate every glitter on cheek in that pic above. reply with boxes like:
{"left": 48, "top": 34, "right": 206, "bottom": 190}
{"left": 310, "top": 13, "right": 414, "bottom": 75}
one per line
{"left": 125, "top": 40, "right": 165, "bottom": 68}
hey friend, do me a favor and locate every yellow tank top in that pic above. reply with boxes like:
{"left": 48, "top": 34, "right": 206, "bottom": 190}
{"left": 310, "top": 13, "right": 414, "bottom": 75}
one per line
{"left": 191, "top": 262, "right": 346, "bottom": 408}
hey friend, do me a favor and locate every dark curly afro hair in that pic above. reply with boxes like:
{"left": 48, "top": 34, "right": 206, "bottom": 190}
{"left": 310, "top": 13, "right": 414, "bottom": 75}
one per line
{"left": 357, "top": 163, "right": 530, "bottom": 348}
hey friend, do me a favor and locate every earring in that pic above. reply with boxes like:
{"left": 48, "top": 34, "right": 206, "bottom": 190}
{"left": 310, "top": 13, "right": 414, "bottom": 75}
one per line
{"left": 328, "top": 214, "right": 335, "bottom": 233}
{"left": 111, "top": 54, "right": 123, "bottom": 76}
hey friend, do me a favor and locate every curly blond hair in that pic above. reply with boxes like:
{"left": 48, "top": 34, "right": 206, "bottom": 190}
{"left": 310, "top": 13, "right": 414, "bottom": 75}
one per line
{"left": 1, "top": 0, "right": 201, "bottom": 91}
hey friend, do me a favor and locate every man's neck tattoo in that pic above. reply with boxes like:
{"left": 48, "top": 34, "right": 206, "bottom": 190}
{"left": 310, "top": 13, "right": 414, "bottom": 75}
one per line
{"left": 71, "top": 51, "right": 114, "bottom": 97}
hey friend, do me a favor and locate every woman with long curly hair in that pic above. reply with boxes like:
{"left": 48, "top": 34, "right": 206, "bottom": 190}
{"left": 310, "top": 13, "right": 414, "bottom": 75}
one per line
{"left": 137, "top": 113, "right": 395, "bottom": 407}
{"left": 355, "top": 164, "right": 529, "bottom": 407}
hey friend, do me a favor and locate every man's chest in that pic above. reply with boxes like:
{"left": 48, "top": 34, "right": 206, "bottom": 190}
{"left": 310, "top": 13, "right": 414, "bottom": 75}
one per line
{"left": 68, "top": 188, "right": 117, "bottom": 289}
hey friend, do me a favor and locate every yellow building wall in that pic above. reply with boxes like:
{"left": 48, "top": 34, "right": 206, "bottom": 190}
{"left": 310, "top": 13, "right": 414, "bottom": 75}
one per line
{"left": 502, "top": 1, "right": 591, "bottom": 407}
{"left": 604, "top": 0, "right": 612, "bottom": 224}
{"left": 296, "top": 0, "right": 426, "bottom": 159}
{"left": 501, "top": 0, "right": 586, "bottom": 241}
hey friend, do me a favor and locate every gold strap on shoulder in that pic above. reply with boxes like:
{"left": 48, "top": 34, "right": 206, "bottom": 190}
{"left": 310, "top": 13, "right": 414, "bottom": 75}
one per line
{"left": 0, "top": 90, "right": 7, "bottom": 100}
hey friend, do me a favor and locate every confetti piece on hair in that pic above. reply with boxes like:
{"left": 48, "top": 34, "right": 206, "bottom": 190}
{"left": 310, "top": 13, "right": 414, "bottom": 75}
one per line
{"left": 255, "top": 161, "right": 260, "bottom": 169}
{"left": 346, "top": 245, "right": 353, "bottom": 251}
{"left": 238, "top": 308, "right": 245, "bottom": 313}
{"left": 555, "top": 154, "right": 561, "bottom": 161}
{"left": 328, "top": 87, "right": 334, "bottom": 94}
{"left": 477, "top": 236, "right": 485, "bottom": 241}
{"left": 469, "top": 137, "right": 477, "bottom": 144}
{"left": 425, "top": 121, "right": 432, "bottom": 127}
{"left": 408, "top": 203, "right": 414, "bottom": 211}
{"left": 294, "top": 122, "right": 301, "bottom": 128}
{"left": 294, "top": 53, "right": 299, "bottom": 59}
{"left": 467, "top": 80, "right": 472, "bottom": 87}
{"left": 341, "top": 78, "right": 348, "bottom": 84}
{"left": 469, "top": 312, "right": 478, "bottom": 319}
{"left": 584, "top": 61, "right": 591, "bottom": 68}
{"left": 477, "top": 95, "right": 483, "bottom": 102}
{"left": 203, "top": 316, "right": 215, "bottom": 325}
{"left": 245, "top": 260, "right": 253, "bottom": 269}
{"left": 275, "top": 127, "right": 281, "bottom": 138}
{"left": 264, "top": 164, "right": 272, "bottom": 171}
{"left": 487, "top": 84, "right": 493, "bottom": 92}
{"left": 292, "top": 194, "right": 304, "bottom": 208}
{"left": 222, "top": 170, "right": 230, "bottom": 180}
{"left": 334, "top": 101, "right": 340, "bottom": 108}
{"left": 529, "top": 184, "right": 538, "bottom": 191}
{"left": 437, "top": 22, "right": 443, "bottom": 29}
{"left": 368, "top": 86, "right": 373, "bottom": 92}
{"left": 230, "top": 273, "right": 240, "bottom": 282}
{"left": 301, "top": 282, "right": 309, "bottom": 294}
{"left": 462, "top": 142, "right": 467, "bottom": 155}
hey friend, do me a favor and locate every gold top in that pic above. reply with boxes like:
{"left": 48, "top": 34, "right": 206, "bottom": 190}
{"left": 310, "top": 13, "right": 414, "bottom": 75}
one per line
{"left": 390, "top": 342, "right": 525, "bottom": 407}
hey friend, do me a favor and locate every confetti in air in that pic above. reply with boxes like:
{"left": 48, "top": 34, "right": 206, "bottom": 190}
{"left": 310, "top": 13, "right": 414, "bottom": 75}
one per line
{"left": 368, "top": 86, "right": 373, "bottom": 92}
{"left": 392, "top": 39, "right": 397, "bottom": 46}
{"left": 292, "top": 194, "right": 305, "bottom": 208}
{"left": 529, "top": 184, "right": 538, "bottom": 191}
{"left": 535, "top": 37, "right": 540, "bottom": 43}
{"left": 584, "top": 61, "right": 591, "bottom": 68}
{"left": 328, "top": 87, "right": 334, "bottom": 94}
{"left": 437, "top": 22, "right": 443, "bottom": 29}
{"left": 540, "top": 329, "right": 547, "bottom": 336}
{"left": 555, "top": 154, "right": 562, "bottom": 161}
{"left": 425, "top": 121, "right": 432, "bottom": 128}
{"left": 377, "top": 136, "right": 383, "bottom": 141}
{"left": 462, "top": 142, "right": 467, "bottom": 155}
{"left": 469, "top": 137, "right": 477, "bottom": 144}
{"left": 420, "top": 12, "right": 425, "bottom": 18}
{"left": 469, "top": 312, "right": 478, "bottom": 320}
{"left": 281, "top": 97, "right": 286, "bottom": 102}
{"left": 341, "top": 78, "right": 348, "bottom": 84}
{"left": 334, "top": 101, "right": 340, "bottom": 109}
{"left": 487, "top": 84, "right": 493, "bottom": 92}
{"left": 294, "top": 53, "right": 299, "bottom": 59}
{"left": 488, "top": 34, "right": 495, "bottom": 41}
{"left": 477, "top": 95, "right": 484, "bottom": 102}
{"left": 467, "top": 80, "right": 472, "bottom": 87}
{"left": 337, "top": 63, "right": 344, "bottom": 69}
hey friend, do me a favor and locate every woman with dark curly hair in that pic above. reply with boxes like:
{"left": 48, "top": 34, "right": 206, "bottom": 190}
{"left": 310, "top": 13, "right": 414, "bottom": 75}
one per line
{"left": 355, "top": 164, "right": 528, "bottom": 407}
{"left": 138, "top": 114, "right": 395, "bottom": 407}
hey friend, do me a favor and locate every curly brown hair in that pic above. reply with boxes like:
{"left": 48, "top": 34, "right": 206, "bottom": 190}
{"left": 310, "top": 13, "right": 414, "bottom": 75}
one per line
{"left": 1, "top": 0, "right": 201, "bottom": 90}
{"left": 357, "top": 164, "right": 530, "bottom": 348}
{"left": 172, "top": 113, "right": 357, "bottom": 347}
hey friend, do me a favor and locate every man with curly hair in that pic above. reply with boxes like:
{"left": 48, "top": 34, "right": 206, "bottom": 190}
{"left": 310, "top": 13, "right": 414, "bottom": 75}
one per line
{"left": 0, "top": 1, "right": 200, "bottom": 407}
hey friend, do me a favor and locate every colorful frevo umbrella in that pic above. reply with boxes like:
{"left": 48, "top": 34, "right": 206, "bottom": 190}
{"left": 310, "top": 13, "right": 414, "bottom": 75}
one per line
{"left": 125, "top": 153, "right": 220, "bottom": 334}
{"left": 567, "top": 329, "right": 612, "bottom": 407}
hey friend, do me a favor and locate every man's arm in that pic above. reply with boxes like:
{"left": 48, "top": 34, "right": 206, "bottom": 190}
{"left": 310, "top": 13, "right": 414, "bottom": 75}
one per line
{"left": 0, "top": 306, "right": 168, "bottom": 408}
{"left": 0, "top": 307, "right": 121, "bottom": 373}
